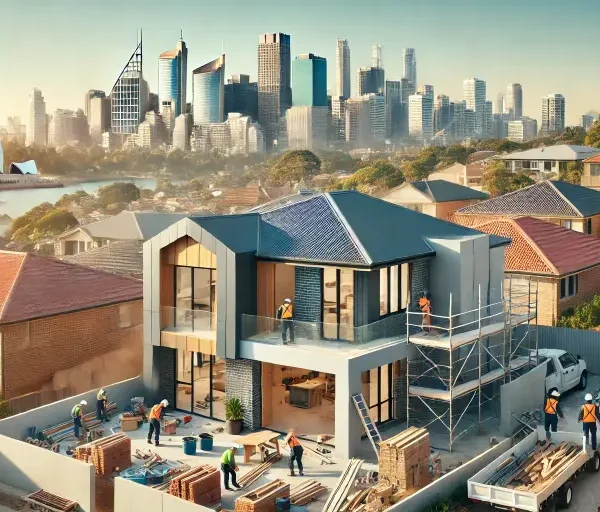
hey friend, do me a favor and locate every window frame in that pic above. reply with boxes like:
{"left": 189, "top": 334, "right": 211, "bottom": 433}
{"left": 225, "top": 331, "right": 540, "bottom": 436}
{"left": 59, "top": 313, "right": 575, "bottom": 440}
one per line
{"left": 174, "top": 265, "right": 217, "bottom": 329}
{"left": 560, "top": 274, "right": 579, "bottom": 299}
{"left": 380, "top": 263, "right": 410, "bottom": 318}
{"left": 586, "top": 218, "right": 593, "bottom": 234}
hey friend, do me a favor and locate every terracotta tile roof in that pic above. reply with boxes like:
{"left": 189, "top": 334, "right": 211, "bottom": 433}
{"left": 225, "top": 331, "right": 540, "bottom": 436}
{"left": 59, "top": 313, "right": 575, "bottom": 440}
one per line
{"left": 0, "top": 251, "right": 142, "bottom": 324}
{"left": 584, "top": 154, "right": 600, "bottom": 164}
{"left": 218, "top": 186, "right": 265, "bottom": 208}
{"left": 463, "top": 217, "right": 600, "bottom": 276}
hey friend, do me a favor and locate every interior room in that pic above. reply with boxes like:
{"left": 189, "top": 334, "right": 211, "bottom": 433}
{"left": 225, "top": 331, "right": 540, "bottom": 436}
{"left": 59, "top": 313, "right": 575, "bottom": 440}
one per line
{"left": 261, "top": 363, "right": 336, "bottom": 444}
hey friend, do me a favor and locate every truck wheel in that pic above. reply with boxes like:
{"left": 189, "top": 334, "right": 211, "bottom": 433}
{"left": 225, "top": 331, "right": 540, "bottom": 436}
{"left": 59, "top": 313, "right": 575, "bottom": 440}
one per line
{"left": 579, "top": 371, "right": 587, "bottom": 390}
{"left": 587, "top": 451, "right": 600, "bottom": 472}
{"left": 558, "top": 482, "right": 573, "bottom": 508}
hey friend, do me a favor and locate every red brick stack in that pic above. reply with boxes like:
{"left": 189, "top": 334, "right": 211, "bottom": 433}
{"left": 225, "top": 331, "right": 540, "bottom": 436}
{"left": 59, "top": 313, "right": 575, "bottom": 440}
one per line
{"left": 95, "top": 475, "right": 115, "bottom": 512}
{"left": 235, "top": 480, "right": 290, "bottom": 512}
{"left": 169, "top": 464, "right": 221, "bottom": 507}
{"left": 91, "top": 433, "right": 131, "bottom": 475}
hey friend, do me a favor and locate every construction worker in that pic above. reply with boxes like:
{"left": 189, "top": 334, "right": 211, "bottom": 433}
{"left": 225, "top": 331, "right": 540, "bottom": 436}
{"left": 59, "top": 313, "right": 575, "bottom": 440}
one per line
{"left": 147, "top": 399, "right": 169, "bottom": 447}
{"left": 96, "top": 389, "right": 108, "bottom": 422}
{"left": 285, "top": 429, "right": 304, "bottom": 476}
{"left": 578, "top": 393, "right": 599, "bottom": 451}
{"left": 71, "top": 400, "right": 87, "bottom": 439}
{"left": 544, "top": 389, "right": 563, "bottom": 440}
{"left": 277, "top": 298, "right": 295, "bottom": 344}
{"left": 220, "top": 445, "right": 241, "bottom": 491}
{"left": 419, "top": 292, "right": 432, "bottom": 332}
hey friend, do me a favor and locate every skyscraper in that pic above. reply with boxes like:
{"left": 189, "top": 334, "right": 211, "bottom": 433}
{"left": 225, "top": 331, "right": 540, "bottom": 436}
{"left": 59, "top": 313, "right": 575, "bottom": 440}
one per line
{"left": 385, "top": 81, "right": 404, "bottom": 140}
{"left": 111, "top": 38, "right": 148, "bottom": 135}
{"left": 541, "top": 94, "right": 566, "bottom": 134}
{"left": 508, "top": 117, "right": 538, "bottom": 142}
{"left": 173, "top": 114, "right": 192, "bottom": 150}
{"left": 434, "top": 95, "right": 451, "bottom": 133}
{"left": 484, "top": 100, "right": 494, "bottom": 138}
{"left": 286, "top": 106, "right": 328, "bottom": 150}
{"left": 27, "top": 88, "right": 47, "bottom": 146}
{"left": 345, "top": 94, "right": 384, "bottom": 148}
{"left": 224, "top": 75, "right": 258, "bottom": 121}
{"left": 292, "top": 54, "right": 327, "bottom": 107}
{"left": 409, "top": 94, "right": 433, "bottom": 143}
{"left": 463, "top": 78, "right": 486, "bottom": 136}
{"left": 336, "top": 39, "right": 351, "bottom": 99}
{"left": 159, "top": 36, "right": 188, "bottom": 118}
{"left": 402, "top": 48, "right": 417, "bottom": 88}
{"left": 581, "top": 114, "right": 596, "bottom": 132}
{"left": 258, "top": 33, "right": 291, "bottom": 151}
{"left": 495, "top": 93, "right": 504, "bottom": 115}
{"left": 505, "top": 83, "right": 523, "bottom": 120}
{"left": 89, "top": 96, "right": 111, "bottom": 142}
{"left": 450, "top": 100, "right": 466, "bottom": 141}
{"left": 48, "top": 109, "right": 89, "bottom": 146}
{"left": 330, "top": 96, "right": 347, "bottom": 142}
{"left": 192, "top": 55, "right": 225, "bottom": 125}
{"left": 85, "top": 90, "right": 106, "bottom": 120}
{"left": 357, "top": 67, "right": 385, "bottom": 96}
{"left": 418, "top": 85, "right": 434, "bottom": 100}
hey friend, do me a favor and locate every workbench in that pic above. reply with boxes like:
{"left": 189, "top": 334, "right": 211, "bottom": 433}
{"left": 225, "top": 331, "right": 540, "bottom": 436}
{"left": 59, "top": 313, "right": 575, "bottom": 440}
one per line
{"left": 289, "top": 379, "right": 325, "bottom": 409}
{"left": 235, "top": 430, "right": 282, "bottom": 463}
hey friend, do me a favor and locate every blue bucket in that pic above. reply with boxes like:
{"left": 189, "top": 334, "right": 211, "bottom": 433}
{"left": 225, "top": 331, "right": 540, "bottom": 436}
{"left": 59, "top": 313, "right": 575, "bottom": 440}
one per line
{"left": 183, "top": 437, "right": 197, "bottom": 455}
{"left": 276, "top": 497, "right": 291, "bottom": 511}
{"left": 199, "top": 433, "right": 214, "bottom": 451}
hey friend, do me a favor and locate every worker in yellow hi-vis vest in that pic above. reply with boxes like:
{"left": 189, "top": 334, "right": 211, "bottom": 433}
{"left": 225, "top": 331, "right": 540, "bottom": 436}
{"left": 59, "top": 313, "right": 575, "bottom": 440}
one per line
{"left": 578, "top": 393, "right": 599, "bottom": 451}
{"left": 277, "top": 298, "right": 295, "bottom": 345}
{"left": 544, "top": 389, "right": 563, "bottom": 441}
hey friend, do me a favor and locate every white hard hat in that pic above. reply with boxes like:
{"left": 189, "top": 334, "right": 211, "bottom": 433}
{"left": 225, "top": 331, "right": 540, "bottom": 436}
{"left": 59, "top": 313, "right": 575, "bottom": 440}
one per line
{"left": 80, "top": 400, "right": 88, "bottom": 405}
{"left": 585, "top": 393, "right": 593, "bottom": 401}
{"left": 551, "top": 390, "right": 560, "bottom": 398}
{"left": 160, "top": 399, "right": 169, "bottom": 407}
{"left": 284, "top": 298, "right": 292, "bottom": 303}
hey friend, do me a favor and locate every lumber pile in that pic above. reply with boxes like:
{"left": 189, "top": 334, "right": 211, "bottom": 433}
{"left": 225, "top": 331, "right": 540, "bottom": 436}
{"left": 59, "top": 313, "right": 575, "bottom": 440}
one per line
{"left": 378, "top": 427, "right": 431, "bottom": 491}
{"left": 485, "top": 441, "right": 582, "bottom": 492}
{"left": 74, "top": 433, "right": 132, "bottom": 475}
{"left": 235, "top": 479, "right": 290, "bottom": 512}
{"left": 290, "top": 480, "right": 328, "bottom": 506}
{"left": 169, "top": 464, "right": 221, "bottom": 507}
{"left": 336, "top": 482, "right": 415, "bottom": 512}
{"left": 24, "top": 489, "right": 78, "bottom": 511}
{"left": 41, "top": 402, "right": 118, "bottom": 443}
{"left": 322, "top": 458, "right": 363, "bottom": 512}
{"left": 237, "top": 453, "right": 281, "bottom": 489}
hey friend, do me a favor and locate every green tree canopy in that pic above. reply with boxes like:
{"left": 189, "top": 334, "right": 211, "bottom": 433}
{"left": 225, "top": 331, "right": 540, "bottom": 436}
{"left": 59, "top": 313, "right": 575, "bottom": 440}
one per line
{"left": 267, "top": 150, "right": 322, "bottom": 185}
{"left": 341, "top": 160, "right": 404, "bottom": 191}
{"left": 97, "top": 182, "right": 141, "bottom": 207}
{"left": 585, "top": 120, "right": 600, "bottom": 148}
{"left": 9, "top": 202, "right": 54, "bottom": 238}
{"left": 481, "top": 161, "right": 534, "bottom": 197}
{"left": 316, "top": 150, "right": 359, "bottom": 173}
{"left": 562, "top": 126, "right": 586, "bottom": 145}
{"left": 559, "top": 161, "right": 583, "bottom": 185}
{"left": 9, "top": 204, "right": 78, "bottom": 243}
{"left": 35, "top": 209, "right": 78, "bottom": 236}
{"left": 559, "top": 295, "right": 600, "bottom": 330}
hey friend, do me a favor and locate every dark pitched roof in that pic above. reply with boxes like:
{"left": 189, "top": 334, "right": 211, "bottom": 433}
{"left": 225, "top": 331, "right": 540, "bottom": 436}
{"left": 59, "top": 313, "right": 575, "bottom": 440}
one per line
{"left": 410, "top": 180, "right": 489, "bottom": 202}
{"left": 456, "top": 180, "right": 600, "bottom": 218}
{"left": 61, "top": 240, "right": 143, "bottom": 279}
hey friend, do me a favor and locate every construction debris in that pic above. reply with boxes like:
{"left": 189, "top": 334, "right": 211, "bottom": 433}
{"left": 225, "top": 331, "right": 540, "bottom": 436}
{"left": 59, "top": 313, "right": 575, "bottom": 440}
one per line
{"left": 235, "top": 479, "right": 290, "bottom": 512}
{"left": 169, "top": 464, "right": 221, "bottom": 507}
{"left": 237, "top": 453, "right": 281, "bottom": 489}
{"left": 290, "top": 480, "right": 328, "bottom": 506}
{"left": 24, "top": 490, "right": 78, "bottom": 512}
{"left": 322, "top": 458, "right": 364, "bottom": 512}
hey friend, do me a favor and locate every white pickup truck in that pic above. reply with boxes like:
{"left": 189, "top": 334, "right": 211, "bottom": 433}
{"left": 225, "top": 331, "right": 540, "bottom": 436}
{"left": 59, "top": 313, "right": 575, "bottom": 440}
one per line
{"left": 537, "top": 348, "right": 588, "bottom": 394}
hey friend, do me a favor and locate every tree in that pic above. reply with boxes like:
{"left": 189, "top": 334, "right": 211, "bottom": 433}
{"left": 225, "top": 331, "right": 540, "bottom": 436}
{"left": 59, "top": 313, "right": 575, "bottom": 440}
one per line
{"left": 97, "top": 182, "right": 141, "bottom": 207}
{"left": 585, "top": 120, "right": 600, "bottom": 148}
{"left": 35, "top": 209, "right": 78, "bottom": 236}
{"left": 9, "top": 202, "right": 54, "bottom": 239}
{"left": 402, "top": 161, "right": 431, "bottom": 182}
{"left": 559, "top": 161, "right": 583, "bottom": 185}
{"left": 341, "top": 160, "right": 404, "bottom": 191}
{"left": 316, "top": 150, "right": 359, "bottom": 173}
{"left": 559, "top": 295, "right": 600, "bottom": 330}
{"left": 267, "top": 150, "right": 322, "bottom": 185}
{"left": 562, "top": 126, "right": 586, "bottom": 145}
{"left": 481, "top": 162, "right": 534, "bottom": 197}
{"left": 436, "top": 145, "right": 471, "bottom": 167}
{"left": 510, "top": 172, "right": 535, "bottom": 190}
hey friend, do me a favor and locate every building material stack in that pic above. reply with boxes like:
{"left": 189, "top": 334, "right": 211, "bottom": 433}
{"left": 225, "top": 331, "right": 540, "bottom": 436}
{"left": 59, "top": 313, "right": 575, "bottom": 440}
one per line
{"left": 289, "top": 480, "right": 328, "bottom": 506}
{"left": 24, "top": 490, "right": 78, "bottom": 511}
{"left": 237, "top": 453, "right": 281, "bottom": 488}
{"left": 169, "top": 464, "right": 221, "bottom": 507}
{"left": 235, "top": 480, "right": 290, "bottom": 512}
{"left": 42, "top": 402, "right": 118, "bottom": 443}
{"left": 322, "top": 459, "right": 364, "bottom": 512}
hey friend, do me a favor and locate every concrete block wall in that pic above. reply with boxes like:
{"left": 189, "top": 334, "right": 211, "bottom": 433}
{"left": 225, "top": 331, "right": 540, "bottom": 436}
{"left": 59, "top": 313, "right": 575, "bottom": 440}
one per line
{"left": 225, "top": 359, "right": 261, "bottom": 430}
{"left": 294, "top": 267, "right": 322, "bottom": 322}
{"left": 410, "top": 258, "right": 430, "bottom": 306}
{"left": 153, "top": 346, "right": 176, "bottom": 407}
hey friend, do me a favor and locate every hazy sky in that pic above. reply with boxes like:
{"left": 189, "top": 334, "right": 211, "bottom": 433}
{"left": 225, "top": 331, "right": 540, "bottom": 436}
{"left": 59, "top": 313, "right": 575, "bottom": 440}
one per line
{"left": 1, "top": 0, "right": 598, "bottom": 126}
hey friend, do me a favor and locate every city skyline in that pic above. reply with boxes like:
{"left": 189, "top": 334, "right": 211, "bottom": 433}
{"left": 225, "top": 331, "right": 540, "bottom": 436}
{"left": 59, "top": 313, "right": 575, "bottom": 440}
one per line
{"left": 1, "top": 0, "right": 599, "bottom": 127}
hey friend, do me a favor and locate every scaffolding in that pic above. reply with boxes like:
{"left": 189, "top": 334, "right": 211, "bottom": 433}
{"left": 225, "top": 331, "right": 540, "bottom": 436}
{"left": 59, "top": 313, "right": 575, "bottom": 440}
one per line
{"left": 406, "top": 276, "right": 538, "bottom": 452}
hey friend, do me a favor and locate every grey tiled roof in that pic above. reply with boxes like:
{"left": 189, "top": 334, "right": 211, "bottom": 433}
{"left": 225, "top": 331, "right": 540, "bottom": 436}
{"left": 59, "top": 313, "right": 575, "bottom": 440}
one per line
{"left": 457, "top": 180, "right": 600, "bottom": 218}
{"left": 411, "top": 180, "right": 489, "bottom": 203}
{"left": 61, "top": 240, "right": 143, "bottom": 279}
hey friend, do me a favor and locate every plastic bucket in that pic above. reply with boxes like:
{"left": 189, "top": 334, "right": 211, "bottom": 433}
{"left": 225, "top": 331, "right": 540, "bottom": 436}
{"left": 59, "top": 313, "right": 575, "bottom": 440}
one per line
{"left": 276, "top": 498, "right": 291, "bottom": 511}
{"left": 182, "top": 437, "right": 197, "bottom": 455}
{"left": 199, "top": 433, "right": 214, "bottom": 451}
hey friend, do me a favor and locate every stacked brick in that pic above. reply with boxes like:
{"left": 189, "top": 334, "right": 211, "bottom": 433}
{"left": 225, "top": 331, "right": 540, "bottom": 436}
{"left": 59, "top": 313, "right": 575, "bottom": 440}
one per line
{"left": 74, "top": 433, "right": 132, "bottom": 475}
{"left": 95, "top": 475, "right": 115, "bottom": 512}
{"left": 169, "top": 465, "right": 221, "bottom": 507}
{"left": 235, "top": 480, "right": 290, "bottom": 512}
{"left": 379, "top": 427, "right": 431, "bottom": 491}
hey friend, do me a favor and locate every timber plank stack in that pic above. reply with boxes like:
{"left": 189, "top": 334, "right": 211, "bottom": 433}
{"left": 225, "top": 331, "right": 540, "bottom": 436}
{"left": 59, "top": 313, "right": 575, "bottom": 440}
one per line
{"left": 323, "top": 459, "right": 363, "bottom": 512}
{"left": 169, "top": 464, "right": 221, "bottom": 506}
{"left": 235, "top": 479, "right": 290, "bottom": 512}
{"left": 24, "top": 489, "right": 78, "bottom": 511}
{"left": 42, "top": 402, "right": 118, "bottom": 443}
{"left": 290, "top": 480, "right": 328, "bottom": 506}
{"left": 378, "top": 427, "right": 431, "bottom": 490}
{"left": 74, "top": 433, "right": 132, "bottom": 475}
{"left": 237, "top": 453, "right": 281, "bottom": 488}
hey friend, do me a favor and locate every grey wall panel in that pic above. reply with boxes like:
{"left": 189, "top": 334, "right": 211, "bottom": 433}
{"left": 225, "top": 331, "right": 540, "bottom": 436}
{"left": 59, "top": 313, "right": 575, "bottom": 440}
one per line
{"left": 226, "top": 249, "right": 237, "bottom": 359}
{"left": 142, "top": 240, "right": 152, "bottom": 312}
{"left": 176, "top": 219, "right": 187, "bottom": 240}
{"left": 186, "top": 219, "right": 203, "bottom": 244}
{"left": 159, "top": 229, "right": 170, "bottom": 249}
{"left": 200, "top": 229, "right": 216, "bottom": 253}
{"left": 169, "top": 223, "right": 179, "bottom": 244}
{"left": 215, "top": 241, "right": 228, "bottom": 358}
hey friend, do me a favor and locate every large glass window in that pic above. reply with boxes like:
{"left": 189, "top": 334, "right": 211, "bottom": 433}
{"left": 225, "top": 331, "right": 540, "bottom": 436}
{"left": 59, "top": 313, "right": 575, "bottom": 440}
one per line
{"left": 323, "top": 268, "right": 354, "bottom": 340}
{"left": 560, "top": 275, "right": 578, "bottom": 299}
{"left": 365, "top": 364, "right": 393, "bottom": 426}
{"left": 175, "top": 266, "right": 216, "bottom": 330}
{"left": 380, "top": 269, "right": 389, "bottom": 316}
{"left": 176, "top": 267, "right": 192, "bottom": 326}
{"left": 380, "top": 263, "right": 410, "bottom": 317}
{"left": 339, "top": 269, "right": 354, "bottom": 340}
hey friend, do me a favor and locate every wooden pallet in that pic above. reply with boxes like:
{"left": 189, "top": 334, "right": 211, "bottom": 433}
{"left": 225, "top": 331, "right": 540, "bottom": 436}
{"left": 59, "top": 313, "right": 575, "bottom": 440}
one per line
{"left": 235, "top": 479, "right": 290, "bottom": 512}
{"left": 322, "top": 458, "right": 364, "bottom": 512}
{"left": 24, "top": 490, "right": 78, "bottom": 512}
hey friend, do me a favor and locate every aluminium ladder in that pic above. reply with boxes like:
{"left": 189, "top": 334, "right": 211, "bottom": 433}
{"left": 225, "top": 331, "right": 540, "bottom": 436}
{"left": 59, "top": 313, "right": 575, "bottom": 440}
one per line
{"left": 352, "top": 393, "right": 381, "bottom": 459}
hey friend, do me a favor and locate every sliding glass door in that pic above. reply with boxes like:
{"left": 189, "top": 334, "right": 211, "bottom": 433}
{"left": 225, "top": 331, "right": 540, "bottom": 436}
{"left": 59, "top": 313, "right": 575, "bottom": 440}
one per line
{"left": 367, "top": 364, "right": 393, "bottom": 425}
{"left": 322, "top": 268, "right": 354, "bottom": 340}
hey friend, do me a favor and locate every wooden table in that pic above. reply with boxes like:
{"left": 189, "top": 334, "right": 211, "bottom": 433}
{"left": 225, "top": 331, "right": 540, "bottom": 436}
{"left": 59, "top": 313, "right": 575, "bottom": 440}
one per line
{"left": 235, "top": 430, "right": 282, "bottom": 463}
{"left": 289, "top": 379, "right": 326, "bottom": 409}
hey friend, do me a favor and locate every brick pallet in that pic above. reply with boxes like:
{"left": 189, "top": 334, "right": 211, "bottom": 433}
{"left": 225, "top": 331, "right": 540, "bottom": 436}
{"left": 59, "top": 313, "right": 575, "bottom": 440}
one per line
{"left": 378, "top": 427, "right": 431, "bottom": 491}
{"left": 74, "top": 433, "right": 132, "bottom": 475}
{"left": 235, "top": 479, "right": 290, "bottom": 512}
{"left": 169, "top": 464, "right": 221, "bottom": 506}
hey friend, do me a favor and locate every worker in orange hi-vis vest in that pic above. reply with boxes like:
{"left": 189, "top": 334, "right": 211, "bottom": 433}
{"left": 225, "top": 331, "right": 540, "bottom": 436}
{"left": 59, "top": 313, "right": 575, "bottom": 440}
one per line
{"left": 544, "top": 389, "right": 563, "bottom": 441}
{"left": 285, "top": 429, "right": 304, "bottom": 476}
{"left": 277, "top": 298, "right": 295, "bottom": 345}
{"left": 147, "top": 399, "right": 168, "bottom": 447}
{"left": 418, "top": 292, "right": 432, "bottom": 332}
{"left": 578, "top": 393, "right": 600, "bottom": 451}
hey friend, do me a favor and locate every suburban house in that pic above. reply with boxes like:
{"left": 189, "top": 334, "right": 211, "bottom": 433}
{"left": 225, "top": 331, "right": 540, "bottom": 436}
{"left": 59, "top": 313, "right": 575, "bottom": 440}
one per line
{"left": 380, "top": 179, "right": 488, "bottom": 220}
{"left": 142, "top": 190, "right": 517, "bottom": 457}
{"left": 580, "top": 154, "right": 600, "bottom": 190}
{"left": 62, "top": 239, "right": 143, "bottom": 279}
{"left": 498, "top": 144, "right": 600, "bottom": 175}
{"left": 427, "top": 162, "right": 485, "bottom": 189}
{"left": 463, "top": 216, "right": 600, "bottom": 326}
{"left": 452, "top": 180, "right": 600, "bottom": 235}
{"left": 54, "top": 211, "right": 186, "bottom": 256}
{"left": 0, "top": 251, "right": 143, "bottom": 402}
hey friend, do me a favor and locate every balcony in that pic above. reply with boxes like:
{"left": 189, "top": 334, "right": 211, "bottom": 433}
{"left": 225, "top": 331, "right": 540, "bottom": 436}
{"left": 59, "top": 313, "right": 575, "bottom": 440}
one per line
{"left": 160, "top": 306, "right": 216, "bottom": 354}
{"left": 240, "top": 314, "right": 407, "bottom": 354}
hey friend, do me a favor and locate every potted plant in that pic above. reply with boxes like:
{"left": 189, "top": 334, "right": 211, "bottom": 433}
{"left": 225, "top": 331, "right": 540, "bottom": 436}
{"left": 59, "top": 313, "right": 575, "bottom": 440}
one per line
{"left": 225, "top": 397, "right": 244, "bottom": 435}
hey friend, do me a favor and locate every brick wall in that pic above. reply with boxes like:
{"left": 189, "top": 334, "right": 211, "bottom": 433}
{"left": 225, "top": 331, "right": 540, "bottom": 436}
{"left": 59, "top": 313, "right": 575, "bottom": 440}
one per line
{"left": 153, "top": 346, "right": 176, "bottom": 407}
{"left": 0, "top": 300, "right": 143, "bottom": 399}
{"left": 410, "top": 258, "right": 430, "bottom": 306}
{"left": 557, "top": 265, "right": 600, "bottom": 322}
{"left": 225, "top": 358, "right": 261, "bottom": 430}
{"left": 294, "top": 267, "right": 322, "bottom": 322}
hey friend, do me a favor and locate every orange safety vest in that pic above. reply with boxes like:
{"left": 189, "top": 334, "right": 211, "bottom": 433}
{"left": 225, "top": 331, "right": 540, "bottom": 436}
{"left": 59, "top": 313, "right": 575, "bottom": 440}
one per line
{"left": 288, "top": 435, "right": 301, "bottom": 448}
{"left": 149, "top": 405, "right": 163, "bottom": 421}
{"left": 582, "top": 403, "right": 597, "bottom": 423}
{"left": 545, "top": 398, "right": 558, "bottom": 415}
{"left": 419, "top": 297, "right": 431, "bottom": 313}
{"left": 280, "top": 303, "right": 293, "bottom": 319}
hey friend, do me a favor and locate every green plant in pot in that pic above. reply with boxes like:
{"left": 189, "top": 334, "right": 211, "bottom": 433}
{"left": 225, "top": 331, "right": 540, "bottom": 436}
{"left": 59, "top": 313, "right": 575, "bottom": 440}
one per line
{"left": 225, "top": 397, "right": 244, "bottom": 435}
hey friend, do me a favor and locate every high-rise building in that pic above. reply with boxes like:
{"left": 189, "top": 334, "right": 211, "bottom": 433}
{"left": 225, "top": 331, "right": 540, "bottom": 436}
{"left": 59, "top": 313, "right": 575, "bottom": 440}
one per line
{"left": 224, "top": 74, "right": 258, "bottom": 121}
{"left": 330, "top": 96, "right": 347, "bottom": 142}
{"left": 48, "top": 109, "right": 89, "bottom": 146}
{"left": 172, "top": 114, "right": 192, "bottom": 150}
{"left": 463, "top": 78, "right": 486, "bottom": 136}
{"left": 464, "top": 109, "right": 476, "bottom": 138}
{"left": 27, "top": 88, "right": 47, "bottom": 146}
{"left": 581, "top": 114, "right": 597, "bottom": 132}
{"left": 484, "top": 101, "right": 494, "bottom": 138}
{"left": 402, "top": 48, "right": 417, "bottom": 88}
{"left": 508, "top": 117, "right": 538, "bottom": 142}
{"left": 505, "top": 83, "right": 523, "bottom": 120}
{"left": 89, "top": 96, "right": 111, "bottom": 142}
{"left": 385, "top": 81, "right": 405, "bottom": 140}
{"left": 400, "top": 79, "right": 415, "bottom": 104}
{"left": 192, "top": 55, "right": 225, "bottom": 125}
{"left": 258, "top": 33, "right": 292, "bottom": 151}
{"left": 85, "top": 90, "right": 105, "bottom": 121}
{"left": 345, "top": 94, "right": 384, "bottom": 148}
{"left": 541, "top": 93, "right": 566, "bottom": 134}
{"left": 138, "top": 111, "right": 167, "bottom": 149}
{"left": 148, "top": 93, "right": 159, "bottom": 113}
{"left": 495, "top": 93, "right": 504, "bottom": 115}
{"left": 227, "top": 113, "right": 250, "bottom": 154}
{"left": 408, "top": 94, "right": 433, "bottom": 143}
{"left": 434, "top": 95, "right": 451, "bottom": 133}
{"left": 286, "top": 106, "right": 328, "bottom": 150}
{"left": 111, "top": 38, "right": 148, "bottom": 135}
{"left": 2, "top": 117, "right": 26, "bottom": 144}
{"left": 161, "top": 100, "right": 176, "bottom": 135}
{"left": 492, "top": 113, "right": 510, "bottom": 140}
{"left": 450, "top": 100, "right": 466, "bottom": 141}
{"left": 248, "top": 123, "right": 266, "bottom": 153}
{"left": 158, "top": 36, "right": 188, "bottom": 118}
{"left": 292, "top": 54, "right": 327, "bottom": 107}
{"left": 335, "top": 39, "right": 351, "bottom": 99}
{"left": 367, "top": 93, "right": 386, "bottom": 143}
{"left": 357, "top": 67, "right": 384, "bottom": 96}
{"left": 418, "top": 85, "right": 434, "bottom": 100}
